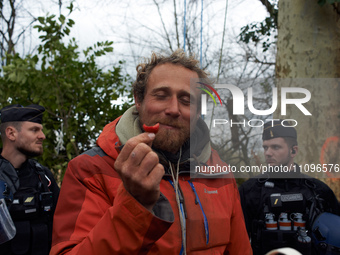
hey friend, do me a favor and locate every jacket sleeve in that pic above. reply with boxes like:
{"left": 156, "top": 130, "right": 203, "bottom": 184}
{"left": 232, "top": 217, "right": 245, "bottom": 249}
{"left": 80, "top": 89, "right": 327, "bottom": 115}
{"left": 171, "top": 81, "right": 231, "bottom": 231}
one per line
{"left": 226, "top": 180, "right": 253, "bottom": 255}
{"left": 50, "top": 156, "right": 173, "bottom": 255}
{"left": 238, "top": 183, "right": 252, "bottom": 237}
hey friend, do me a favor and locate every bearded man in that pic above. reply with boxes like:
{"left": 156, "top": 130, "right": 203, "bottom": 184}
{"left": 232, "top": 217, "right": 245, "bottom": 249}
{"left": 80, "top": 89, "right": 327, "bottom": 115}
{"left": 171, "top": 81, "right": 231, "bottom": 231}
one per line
{"left": 51, "top": 50, "right": 251, "bottom": 255}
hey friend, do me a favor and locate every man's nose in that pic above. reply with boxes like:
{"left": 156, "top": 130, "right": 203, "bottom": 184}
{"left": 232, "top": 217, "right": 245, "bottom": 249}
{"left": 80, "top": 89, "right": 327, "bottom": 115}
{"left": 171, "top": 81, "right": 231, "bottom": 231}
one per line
{"left": 165, "top": 96, "right": 180, "bottom": 117}
{"left": 39, "top": 131, "right": 46, "bottom": 140}
{"left": 264, "top": 148, "right": 272, "bottom": 156}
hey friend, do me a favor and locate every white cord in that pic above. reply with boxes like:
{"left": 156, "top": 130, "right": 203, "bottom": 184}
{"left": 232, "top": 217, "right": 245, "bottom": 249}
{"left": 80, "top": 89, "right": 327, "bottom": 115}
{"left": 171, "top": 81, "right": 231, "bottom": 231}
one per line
{"left": 169, "top": 147, "right": 186, "bottom": 254}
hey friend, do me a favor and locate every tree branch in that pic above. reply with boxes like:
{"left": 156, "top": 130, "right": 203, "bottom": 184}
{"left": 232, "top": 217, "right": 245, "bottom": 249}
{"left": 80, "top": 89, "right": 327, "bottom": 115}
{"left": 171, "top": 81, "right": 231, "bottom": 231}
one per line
{"left": 173, "top": 0, "right": 180, "bottom": 49}
{"left": 152, "top": 0, "right": 173, "bottom": 52}
{"left": 258, "top": 0, "right": 276, "bottom": 17}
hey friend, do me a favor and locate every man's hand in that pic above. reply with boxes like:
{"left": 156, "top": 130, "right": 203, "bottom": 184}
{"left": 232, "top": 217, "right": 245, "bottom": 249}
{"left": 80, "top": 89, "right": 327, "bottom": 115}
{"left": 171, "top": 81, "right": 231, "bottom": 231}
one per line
{"left": 114, "top": 133, "right": 164, "bottom": 212}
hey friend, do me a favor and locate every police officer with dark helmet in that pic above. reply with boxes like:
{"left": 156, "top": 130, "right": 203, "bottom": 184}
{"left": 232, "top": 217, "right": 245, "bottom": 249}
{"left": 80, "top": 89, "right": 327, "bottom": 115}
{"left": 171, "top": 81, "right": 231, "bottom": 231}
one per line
{"left": 239, "top": 120, "right": 340, "bottom": 255}
{"left": 0, "top": 104, "right": 59, "bottom": 255}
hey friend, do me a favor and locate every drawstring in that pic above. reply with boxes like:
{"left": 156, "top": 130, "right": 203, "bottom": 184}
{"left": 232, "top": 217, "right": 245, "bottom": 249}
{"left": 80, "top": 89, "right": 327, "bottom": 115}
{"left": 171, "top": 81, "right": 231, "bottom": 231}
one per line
{"left": 168, "top": 179, "right": 186, "bottom": 255}
{"left": 188, "top": 181, "right": 209, "bottom": 245}
{"left": 167, "top": 149, "right": 210, "bottom": 252}
{"left": 168, "top": 147, "right": 187, "bottom": 255}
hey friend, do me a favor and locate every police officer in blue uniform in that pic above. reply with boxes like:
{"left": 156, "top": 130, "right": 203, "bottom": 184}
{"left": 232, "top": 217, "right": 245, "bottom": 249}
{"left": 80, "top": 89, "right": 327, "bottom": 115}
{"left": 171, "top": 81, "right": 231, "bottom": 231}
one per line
{"left": 239, "top": 120, "right": 340, "bottom": 255}
{"left": 0, "top": 104, "right": 59, "bottom": 255}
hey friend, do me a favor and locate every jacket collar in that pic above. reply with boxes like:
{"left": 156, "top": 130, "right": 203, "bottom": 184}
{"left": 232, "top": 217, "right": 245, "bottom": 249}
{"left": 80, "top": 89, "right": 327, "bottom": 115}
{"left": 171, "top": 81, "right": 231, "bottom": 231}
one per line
{"left": 102, "top": 106, "right": 212, "bottom": 173}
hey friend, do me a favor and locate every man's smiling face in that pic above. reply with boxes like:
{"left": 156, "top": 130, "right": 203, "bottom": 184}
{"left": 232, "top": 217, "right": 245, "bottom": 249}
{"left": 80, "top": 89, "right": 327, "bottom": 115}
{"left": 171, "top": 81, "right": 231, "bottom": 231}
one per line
{"left": 135, "top": 63, "right": 200, "bottom": 154}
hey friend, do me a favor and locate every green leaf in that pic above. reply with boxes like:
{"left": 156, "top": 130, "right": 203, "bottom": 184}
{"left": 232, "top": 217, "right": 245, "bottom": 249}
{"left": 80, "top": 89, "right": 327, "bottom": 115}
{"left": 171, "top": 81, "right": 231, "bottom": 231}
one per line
{"left": 38, "top": 17, "right": 45, "bottom": 24}
{"left": 59, "top": 15, "right": 66, "bottom": 24}
{"left": 104, "top": 47, "right": 113, "bottom": 52}
{"left": 67, "top": 19, "right": 75, "bottom": 27}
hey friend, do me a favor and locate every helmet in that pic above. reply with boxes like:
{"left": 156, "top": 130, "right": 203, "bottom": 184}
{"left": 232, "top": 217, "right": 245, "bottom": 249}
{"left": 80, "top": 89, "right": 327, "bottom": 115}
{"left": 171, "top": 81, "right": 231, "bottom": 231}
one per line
{"left": 311, "top": 212, "right": 340, "bottom": 254}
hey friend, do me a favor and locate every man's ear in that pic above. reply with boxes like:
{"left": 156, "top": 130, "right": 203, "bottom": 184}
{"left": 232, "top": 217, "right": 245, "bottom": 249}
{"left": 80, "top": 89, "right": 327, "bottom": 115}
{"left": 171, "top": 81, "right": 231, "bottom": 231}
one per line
{"left": 134, "top": 94, "right": 141, "bottom": 110}
{"left": 5, "top": 126, "right": 17, "bottom": 142}
{"left": 291, "top": 146, "right": 298, "bottom": 157}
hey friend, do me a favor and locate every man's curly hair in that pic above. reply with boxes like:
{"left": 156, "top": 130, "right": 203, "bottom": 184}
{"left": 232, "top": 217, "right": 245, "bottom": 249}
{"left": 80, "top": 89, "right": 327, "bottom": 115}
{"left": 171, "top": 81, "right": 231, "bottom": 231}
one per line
{"left": 132, "top": 49, "right": 209, "bottom": 103}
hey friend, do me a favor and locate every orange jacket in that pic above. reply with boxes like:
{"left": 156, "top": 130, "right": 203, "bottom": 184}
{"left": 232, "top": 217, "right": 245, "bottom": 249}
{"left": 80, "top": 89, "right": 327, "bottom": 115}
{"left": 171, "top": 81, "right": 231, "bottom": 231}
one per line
{"left": 51, "top": 109, "right": 252, "bottom": 255}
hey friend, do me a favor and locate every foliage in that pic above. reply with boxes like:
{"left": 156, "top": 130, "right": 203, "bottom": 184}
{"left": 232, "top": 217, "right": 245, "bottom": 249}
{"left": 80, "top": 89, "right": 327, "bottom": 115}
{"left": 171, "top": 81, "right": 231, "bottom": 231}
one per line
{"left": 317, "top": 0, "right": 340, "bottom": 6}
{"left": 239, "top": 0, "right": 339, "bottom": 52}
{"left": 318, "top": 0, "right": 340, "bottom": 15}
{"left": 0, "top": 7, "right": 133, "bottom": 181}
{"left": 239, "top": 2, "right": 278, "bottom": 53}
{"left": 239, "top": 15, "right": 277, "bottom": 52}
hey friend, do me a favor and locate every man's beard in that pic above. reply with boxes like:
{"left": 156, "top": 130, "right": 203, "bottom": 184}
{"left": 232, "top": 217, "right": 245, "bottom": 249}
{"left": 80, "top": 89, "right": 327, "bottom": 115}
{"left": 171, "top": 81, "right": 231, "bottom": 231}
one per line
{"left": 152, "top": 120, "right": 190, "bottom": 154}
{"left": 18, "top": 145, "right": 43, "bottom": 158}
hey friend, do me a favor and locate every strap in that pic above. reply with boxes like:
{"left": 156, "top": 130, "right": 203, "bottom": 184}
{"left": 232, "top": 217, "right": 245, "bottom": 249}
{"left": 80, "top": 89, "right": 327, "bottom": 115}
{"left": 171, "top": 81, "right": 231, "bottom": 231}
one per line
{"left": 303, "top": 178, "right": 325, "bottom": 227}
{"left": 258, "top": 176, "right": 270, "bottom": 217}
{"left": 28, "top": 160, "right": 50, "bottom": 192}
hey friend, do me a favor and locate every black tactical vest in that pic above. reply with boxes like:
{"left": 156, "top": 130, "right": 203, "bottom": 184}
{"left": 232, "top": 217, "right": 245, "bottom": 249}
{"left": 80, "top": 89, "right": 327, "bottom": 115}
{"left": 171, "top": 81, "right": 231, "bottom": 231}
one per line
{"left": 0, "top": 158, "right": 55, "bottom": 255}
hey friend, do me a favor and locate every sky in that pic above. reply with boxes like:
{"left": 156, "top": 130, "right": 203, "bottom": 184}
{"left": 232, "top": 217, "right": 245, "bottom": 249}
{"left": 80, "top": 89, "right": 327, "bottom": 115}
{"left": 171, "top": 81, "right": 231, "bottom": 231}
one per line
{"left": 60, "top": 0, "right": 268, "bottom": 107}
{"left": 70, "top": 0, "right": 267, "bottom": 45}
{"left": 66, "top": 0, "right": 270, "bottom": 104}
{"left": 5, "top": 0, "right": 268, "bottom": 72}
{"left": 2, "top": 0, "right": 269, "bottom": 75}
{"left": 69, "top": 0, "right": 268, "bottom": 67}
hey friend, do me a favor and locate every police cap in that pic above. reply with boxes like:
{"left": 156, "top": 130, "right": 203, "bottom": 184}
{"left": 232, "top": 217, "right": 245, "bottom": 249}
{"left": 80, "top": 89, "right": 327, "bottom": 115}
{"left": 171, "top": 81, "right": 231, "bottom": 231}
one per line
{"left": 0, "top": 104, "right": 45, "bottom": 124}
{"left": 262, "top": 120, "right": 297, "bottom": 140}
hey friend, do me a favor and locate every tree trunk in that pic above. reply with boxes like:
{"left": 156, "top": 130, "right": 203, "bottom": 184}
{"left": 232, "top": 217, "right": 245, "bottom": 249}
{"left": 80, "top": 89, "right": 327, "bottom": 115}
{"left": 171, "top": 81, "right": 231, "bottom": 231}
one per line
{"left": 275, "top": 0, "right": 340, "bottom": 198}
